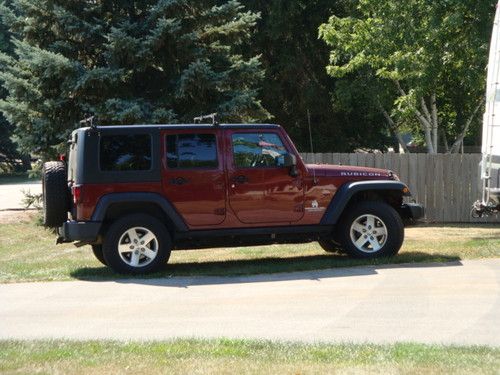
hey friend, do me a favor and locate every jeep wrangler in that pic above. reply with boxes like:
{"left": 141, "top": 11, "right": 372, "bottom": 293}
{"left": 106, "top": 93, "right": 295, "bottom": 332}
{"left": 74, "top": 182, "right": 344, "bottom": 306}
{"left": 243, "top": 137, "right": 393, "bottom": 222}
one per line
{"left": 42, "top": 118, "right": 424, "bottom": 274}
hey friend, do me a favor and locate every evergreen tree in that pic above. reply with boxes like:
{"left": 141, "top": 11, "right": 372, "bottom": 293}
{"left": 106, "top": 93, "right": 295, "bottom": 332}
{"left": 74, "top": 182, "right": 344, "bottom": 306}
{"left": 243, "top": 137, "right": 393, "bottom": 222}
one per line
{"left": 0, "top": 0, "right": 23, "bottom": 169}
{"left": 0, "top": 0, "right": 269, "bottom": 158}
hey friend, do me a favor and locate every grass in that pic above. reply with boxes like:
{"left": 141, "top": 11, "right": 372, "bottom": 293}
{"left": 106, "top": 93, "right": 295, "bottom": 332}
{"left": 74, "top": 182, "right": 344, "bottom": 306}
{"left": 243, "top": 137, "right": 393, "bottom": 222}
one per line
{"left": 0, "top": 215, "right": 499, "bottom": 283}
{"left": 0, "top": 340, "right": 498, "bottom": 374}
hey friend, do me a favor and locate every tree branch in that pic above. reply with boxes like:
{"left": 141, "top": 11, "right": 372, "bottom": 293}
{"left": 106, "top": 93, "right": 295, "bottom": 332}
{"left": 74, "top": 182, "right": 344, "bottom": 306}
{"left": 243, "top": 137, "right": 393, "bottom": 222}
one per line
{"left": 394, "top": 81, "right": 435, "bottom": 153}
{"left": 420, "top": 97, "right": 432, "bottom": 124}
{"left": 449, "top": 96, "right": 485, "bottom": 153}
{"left": 378, "top": 103, "right": 410, "bottom": 153}
{"left": 431, "top": 93, "right": 438, "bottom": 152}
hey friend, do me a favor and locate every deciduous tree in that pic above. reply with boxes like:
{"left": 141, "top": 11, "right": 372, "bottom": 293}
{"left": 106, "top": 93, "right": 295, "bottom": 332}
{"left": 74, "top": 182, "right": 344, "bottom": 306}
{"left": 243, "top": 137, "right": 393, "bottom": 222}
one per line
{"left": 320, "top": 0, "right": 494, "bottom": 153}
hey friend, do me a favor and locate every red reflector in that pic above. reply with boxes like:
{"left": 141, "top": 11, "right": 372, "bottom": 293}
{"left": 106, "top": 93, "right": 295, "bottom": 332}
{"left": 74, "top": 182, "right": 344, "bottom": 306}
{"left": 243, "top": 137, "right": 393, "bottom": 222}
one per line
{"left": 72, "top": 185, "right": 82, "bottom": 204}
{"left": 59, "top": 154, "right": 66, "bottom": 162}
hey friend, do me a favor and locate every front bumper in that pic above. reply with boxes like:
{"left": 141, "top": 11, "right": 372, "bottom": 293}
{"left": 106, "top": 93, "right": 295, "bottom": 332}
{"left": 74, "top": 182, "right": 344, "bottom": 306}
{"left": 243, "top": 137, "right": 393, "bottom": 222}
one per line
{"left": 57, "top": 220, "right": 102, "bottom": 243}
{"left": 399, "top": 203, "right": 425, "bottom": 223}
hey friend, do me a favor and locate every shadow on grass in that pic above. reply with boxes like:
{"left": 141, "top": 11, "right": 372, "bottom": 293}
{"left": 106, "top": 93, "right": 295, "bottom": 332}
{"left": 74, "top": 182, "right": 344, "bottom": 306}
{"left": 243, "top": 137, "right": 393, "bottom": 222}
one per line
{"left": 70, "top": 252, "right": 462, "bottom": 285}
{"left": 471, "top": 234, "right": 500, "bottom": 240}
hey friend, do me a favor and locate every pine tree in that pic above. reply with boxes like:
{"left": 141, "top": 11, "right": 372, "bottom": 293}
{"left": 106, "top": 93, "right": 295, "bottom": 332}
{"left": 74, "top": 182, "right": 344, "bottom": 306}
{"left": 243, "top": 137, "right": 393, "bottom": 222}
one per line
{"left": 0, "top": 0, "right": 269, "bottom": 158}
{"left": 0, "top": 0, "right": 23, "bottom": 169}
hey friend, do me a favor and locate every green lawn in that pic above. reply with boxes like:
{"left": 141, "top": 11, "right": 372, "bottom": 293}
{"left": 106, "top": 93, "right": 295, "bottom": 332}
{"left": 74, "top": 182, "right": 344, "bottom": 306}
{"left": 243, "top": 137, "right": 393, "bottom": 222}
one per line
{"left": 0, "top": 217, "right": 499, "bottom": 283}
{"left": 0, "top": 340, "right": 498, "bottom": 375}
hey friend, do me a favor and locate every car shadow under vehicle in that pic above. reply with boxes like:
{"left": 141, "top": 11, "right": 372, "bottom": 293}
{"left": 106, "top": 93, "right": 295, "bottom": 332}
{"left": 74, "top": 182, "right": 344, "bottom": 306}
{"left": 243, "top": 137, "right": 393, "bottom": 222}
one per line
{"left": 69, "top": 252, "right": 462, "bottom": 286}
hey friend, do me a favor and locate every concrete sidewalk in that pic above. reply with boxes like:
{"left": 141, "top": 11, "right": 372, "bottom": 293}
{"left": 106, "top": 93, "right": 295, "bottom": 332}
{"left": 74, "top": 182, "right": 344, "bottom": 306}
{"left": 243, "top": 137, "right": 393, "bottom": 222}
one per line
{"left": 0, "top": 182, "right": 42, "bottom": 210}
{"left": 1, "top": 259, "right": 499, "bottom": 346}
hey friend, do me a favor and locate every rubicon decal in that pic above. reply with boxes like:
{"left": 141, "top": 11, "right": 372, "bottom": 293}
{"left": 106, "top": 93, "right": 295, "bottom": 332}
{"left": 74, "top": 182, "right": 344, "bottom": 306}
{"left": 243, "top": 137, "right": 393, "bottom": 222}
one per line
{"left": 340, "top": 171, "right": 383, "bottom": 177}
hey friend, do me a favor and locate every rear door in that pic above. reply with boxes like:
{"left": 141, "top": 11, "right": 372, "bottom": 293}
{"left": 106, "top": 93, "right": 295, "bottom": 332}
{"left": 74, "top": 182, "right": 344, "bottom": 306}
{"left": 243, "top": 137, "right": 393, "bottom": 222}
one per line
{"left": 226, "top": 129, "right": 304, "bottom": 224}
{"left": 161, "top": 129, "right": 226, "bottom": 227}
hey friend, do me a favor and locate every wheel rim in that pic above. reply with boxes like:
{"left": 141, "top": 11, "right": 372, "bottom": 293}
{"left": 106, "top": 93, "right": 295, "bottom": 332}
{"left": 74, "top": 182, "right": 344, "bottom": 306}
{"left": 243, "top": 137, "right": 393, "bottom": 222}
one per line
{"left": 349, "top": 214, "right": 388, "bottom": 253}
{"left": 117, "top": 227, "right": 159, "bottom": 268}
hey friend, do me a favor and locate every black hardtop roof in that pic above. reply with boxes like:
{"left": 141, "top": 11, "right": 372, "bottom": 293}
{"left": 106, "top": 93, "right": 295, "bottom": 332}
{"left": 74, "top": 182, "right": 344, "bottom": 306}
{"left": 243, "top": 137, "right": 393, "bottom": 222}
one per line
{"left": 88, "top": 123, "right": 281, "bottom": 131}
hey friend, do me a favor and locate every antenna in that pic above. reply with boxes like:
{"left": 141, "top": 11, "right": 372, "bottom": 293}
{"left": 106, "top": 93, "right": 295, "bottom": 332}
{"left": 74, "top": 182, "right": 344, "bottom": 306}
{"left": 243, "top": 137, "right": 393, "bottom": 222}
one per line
{"left": 194, "top": 113, "right": 219, "bottom": 126}
{"left": 307, "top": 108, "right": 317, "bottom": 184}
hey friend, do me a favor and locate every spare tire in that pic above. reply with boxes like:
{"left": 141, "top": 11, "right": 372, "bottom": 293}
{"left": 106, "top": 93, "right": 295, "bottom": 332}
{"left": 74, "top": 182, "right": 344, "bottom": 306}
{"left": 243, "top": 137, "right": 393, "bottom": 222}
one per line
{"left": 42, "top": 161, "right": 69, "bottom": 227}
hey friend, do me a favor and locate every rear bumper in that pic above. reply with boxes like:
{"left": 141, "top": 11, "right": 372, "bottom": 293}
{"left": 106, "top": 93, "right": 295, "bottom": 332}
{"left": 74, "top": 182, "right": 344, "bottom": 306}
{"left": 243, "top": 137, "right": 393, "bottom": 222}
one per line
{"left": 57, "top": 220, "right": 101, "bottom": 243}
{"left": 399, "top": 203, "right": 425, "bottom": 223}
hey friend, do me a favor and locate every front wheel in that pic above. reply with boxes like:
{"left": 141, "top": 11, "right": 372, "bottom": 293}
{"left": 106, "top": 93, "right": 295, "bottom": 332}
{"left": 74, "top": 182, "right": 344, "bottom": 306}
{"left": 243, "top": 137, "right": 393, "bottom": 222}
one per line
{"left": 102, "top": 214, "right": 171, "bottom": 274}
{"left": 318, "top": 239, "right": 343, "bottom": 253}
{"left": 338, "top": 201, "right": 404, "bottom": 259}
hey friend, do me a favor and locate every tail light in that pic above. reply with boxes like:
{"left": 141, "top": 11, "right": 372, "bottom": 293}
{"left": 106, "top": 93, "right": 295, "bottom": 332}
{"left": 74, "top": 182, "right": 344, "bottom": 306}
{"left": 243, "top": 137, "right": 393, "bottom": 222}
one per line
{"left": 59, "top": 154, "right": 66, "bottom": 162}
{"left": 72, "top": 185, "right": 82, "bottom": 204}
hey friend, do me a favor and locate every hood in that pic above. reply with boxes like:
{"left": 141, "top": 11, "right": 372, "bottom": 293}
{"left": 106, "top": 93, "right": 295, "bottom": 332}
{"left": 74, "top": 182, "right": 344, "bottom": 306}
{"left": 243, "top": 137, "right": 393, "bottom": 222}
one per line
{"left": 306, "top": 164, "right": 393, "bottom": 179}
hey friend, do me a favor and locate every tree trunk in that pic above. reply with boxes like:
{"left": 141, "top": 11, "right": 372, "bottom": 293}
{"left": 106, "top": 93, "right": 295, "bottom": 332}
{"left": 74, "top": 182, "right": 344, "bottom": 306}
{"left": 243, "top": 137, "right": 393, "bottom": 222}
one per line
{"left": 395, "top": 81, "right": 435, "bottom": 153}
{"left": 449, "top": 97, "right": 485, "bottom": 153}
{"left": 441, "top": 128, "right": 449, "bottom": 153}
{"left": 378, "top": 104, "right": 410, "bottom": 153}
{"left": 431, "top": 93, "right": 439, "bottom": 152}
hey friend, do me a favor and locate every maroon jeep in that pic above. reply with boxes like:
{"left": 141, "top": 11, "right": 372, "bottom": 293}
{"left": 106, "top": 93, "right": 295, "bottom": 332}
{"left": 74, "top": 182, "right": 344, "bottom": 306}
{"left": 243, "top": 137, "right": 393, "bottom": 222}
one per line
{"left": 42, "top": 118, "right": 424, "bottom": 274}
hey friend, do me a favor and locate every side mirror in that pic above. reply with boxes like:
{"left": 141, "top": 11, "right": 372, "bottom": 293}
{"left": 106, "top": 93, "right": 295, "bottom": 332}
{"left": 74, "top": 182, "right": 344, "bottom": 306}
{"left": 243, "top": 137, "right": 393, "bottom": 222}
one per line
{"left": 283, "top": 153, "right": 296, "bottom": 167}
{"left": 283, "top": 153, "right": 298, "bottom": 177}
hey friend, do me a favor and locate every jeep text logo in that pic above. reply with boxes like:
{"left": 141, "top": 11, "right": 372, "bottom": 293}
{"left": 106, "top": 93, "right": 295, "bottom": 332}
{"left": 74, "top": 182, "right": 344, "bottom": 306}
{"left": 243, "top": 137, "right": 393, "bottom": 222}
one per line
{"left": 340, "top": 171, "right": 383, "bottom": 177}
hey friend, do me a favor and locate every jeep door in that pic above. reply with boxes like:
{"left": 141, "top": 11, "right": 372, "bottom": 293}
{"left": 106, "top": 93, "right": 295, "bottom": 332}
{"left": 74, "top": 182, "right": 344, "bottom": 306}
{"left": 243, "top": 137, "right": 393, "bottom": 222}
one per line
{"left": 161, "top": 129, "right": 226, "bottom": 226}
{"left": 226, "top": 129, "right": 305, "bottom": 224}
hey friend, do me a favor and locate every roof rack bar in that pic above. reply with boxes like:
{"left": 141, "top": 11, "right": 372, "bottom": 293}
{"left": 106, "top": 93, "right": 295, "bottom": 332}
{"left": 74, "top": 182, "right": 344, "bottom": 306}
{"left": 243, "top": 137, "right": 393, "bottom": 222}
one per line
{"left": 193, "top": 113, "right": 219, "bottom": 126}
{"left": 79, "top": 115, "right": 96, "bottom": 129}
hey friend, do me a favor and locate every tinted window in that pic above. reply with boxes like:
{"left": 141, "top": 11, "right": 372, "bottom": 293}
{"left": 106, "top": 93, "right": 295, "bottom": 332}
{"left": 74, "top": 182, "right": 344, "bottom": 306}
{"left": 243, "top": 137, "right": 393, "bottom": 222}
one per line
{"left": 100, "top": 134, "right": 152, "bottom": 171}
{"left": 232, "top": 133, "right": 287, "bottom": 168}
{"left": 166, "top": 134, "right": 218, "bottom": 169}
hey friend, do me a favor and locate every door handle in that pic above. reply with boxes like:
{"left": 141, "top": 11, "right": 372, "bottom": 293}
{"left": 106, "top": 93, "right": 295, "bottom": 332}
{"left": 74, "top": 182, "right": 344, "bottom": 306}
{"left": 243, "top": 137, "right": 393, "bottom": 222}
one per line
{"left": 170, "top": 177, "right": 188, "bottom": 185}
{"left": 233, "top": 175, "right": 248, "bottom": 184}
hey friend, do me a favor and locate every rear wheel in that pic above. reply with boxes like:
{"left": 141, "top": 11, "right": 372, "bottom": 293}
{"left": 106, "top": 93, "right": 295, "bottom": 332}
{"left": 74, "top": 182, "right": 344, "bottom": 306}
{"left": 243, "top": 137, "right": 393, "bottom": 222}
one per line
{"left": 91, "top": 245, "right": 107, "bottom": 266}
{"left": 339, "top": 201, "right": 404, "bottom": 259}
{"left": 42, "top": 161, "right": 69, "bottom": 227}
{"left": 102, "top": 214, "right": 171, "bottom": 274}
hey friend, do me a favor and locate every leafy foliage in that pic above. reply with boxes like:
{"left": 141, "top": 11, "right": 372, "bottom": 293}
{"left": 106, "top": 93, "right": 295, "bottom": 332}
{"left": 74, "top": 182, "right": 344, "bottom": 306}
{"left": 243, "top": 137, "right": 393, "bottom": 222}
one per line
{"left": 320, "top": 0, "right": 495, "bottom": 153}
{"left": 242, "top": 0, "right": 392, "bottom": 152}
{"left": 0, "top": 0, "right": 496, "bottom": 156}
{"left": 0, "top": 0, "right": 269, "bottom": 158}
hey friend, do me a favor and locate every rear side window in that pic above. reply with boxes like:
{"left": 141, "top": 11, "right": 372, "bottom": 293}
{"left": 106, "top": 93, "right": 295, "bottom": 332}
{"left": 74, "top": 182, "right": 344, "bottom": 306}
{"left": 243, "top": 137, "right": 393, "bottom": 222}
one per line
{"left": 100, "top": 134, "right": 152, "bottom": 171}
{"left": 166, "top": 134, "right": 218, "bottom": 169}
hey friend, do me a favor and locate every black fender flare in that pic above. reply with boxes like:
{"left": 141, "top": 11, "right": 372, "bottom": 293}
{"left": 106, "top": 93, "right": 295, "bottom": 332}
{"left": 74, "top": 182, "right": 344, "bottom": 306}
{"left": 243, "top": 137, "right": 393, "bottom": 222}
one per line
{"left": 91, "top": 192, "right": 188, "bottom": 232}
{"left": 320, "top": 180, "right": 410, "bottom": 225}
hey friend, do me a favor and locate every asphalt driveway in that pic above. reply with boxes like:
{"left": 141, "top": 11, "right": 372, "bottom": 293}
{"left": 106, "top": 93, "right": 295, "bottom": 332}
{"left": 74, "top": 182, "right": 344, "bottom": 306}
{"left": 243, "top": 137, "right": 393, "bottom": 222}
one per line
{"left": 1, "top": 259, "right": 499, "bottom": 346}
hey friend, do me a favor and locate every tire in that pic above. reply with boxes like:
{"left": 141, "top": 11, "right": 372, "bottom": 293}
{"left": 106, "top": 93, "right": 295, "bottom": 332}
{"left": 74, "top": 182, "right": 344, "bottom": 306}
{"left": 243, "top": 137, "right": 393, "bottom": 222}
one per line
{"left": 338, "top": 201, "right": 404, "bottom": 259}
{"left": 42, "top": 161, "right": 69, "bottom": 227}
{"left": 91, "top": 245, "right": 107, "bottom": 266}
{"left": 102, "top": 214, "right": 171, "bottom": 274}
{"left": 318, "top": 239, "right": 343, "bottom": 253}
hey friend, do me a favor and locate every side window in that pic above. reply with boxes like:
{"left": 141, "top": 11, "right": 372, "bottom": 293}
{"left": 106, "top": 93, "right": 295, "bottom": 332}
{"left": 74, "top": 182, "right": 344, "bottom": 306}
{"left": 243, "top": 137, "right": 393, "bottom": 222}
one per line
{"left": 166, "top": 133, "right": 218, "bottom": 169}
{"left": 100, "top": 134, "right": 152, "bottom": 171}
{"left": 232, "top": 133, "right": 288, "bottom": 168}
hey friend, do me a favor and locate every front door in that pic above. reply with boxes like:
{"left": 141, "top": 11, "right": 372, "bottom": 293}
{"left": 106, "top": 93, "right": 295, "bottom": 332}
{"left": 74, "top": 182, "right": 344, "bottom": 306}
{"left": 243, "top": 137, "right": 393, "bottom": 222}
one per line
{"left": 227, "top": 130, "right": 304, "bottom": 224}
{"left": 161, "top": 130, "right": 226, "bottom": 227}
